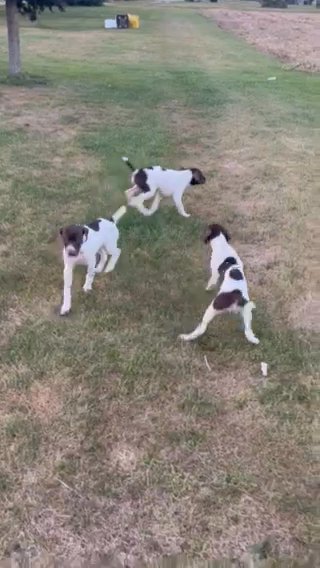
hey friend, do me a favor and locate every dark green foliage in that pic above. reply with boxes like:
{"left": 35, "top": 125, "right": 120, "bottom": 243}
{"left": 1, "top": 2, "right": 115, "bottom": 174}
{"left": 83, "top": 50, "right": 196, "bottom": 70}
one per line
{"left": 64, "top": 0, "right": 104, "bottom": 6}
{"left": 261, "top": 0, "right": 288, "bottom": 7}
{"left": 16, "top": 0, "right": 64, "bottom": 22}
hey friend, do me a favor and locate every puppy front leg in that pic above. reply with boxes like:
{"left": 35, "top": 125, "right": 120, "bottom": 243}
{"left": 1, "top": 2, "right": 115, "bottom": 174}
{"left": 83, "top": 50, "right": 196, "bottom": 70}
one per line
{"left": 60, "top": 264, "right": 74, "bottom": 316}
{"left": 206, "top": 271, "right": 219, "bottom": 291}
{"left": 104, "top": 247, "right": 121, "bottom": 273}
{"left": 83, "top": 261, "right": 96, "bottom": 293}
{"left": 173, "top": 190, "right": 190, "bottom": 218}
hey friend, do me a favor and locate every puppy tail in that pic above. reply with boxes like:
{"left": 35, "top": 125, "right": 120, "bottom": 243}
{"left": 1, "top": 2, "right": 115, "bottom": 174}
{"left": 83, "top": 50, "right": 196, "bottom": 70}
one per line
{"left": 122, "top": 156, "right": 135, "bottom": 172}
{"left": 111, "top": 205, "right": 127, "bottom": 224}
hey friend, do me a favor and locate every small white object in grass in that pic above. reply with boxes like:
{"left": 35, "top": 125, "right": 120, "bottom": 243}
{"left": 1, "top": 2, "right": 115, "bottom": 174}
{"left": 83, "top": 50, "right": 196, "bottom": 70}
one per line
{"left": 261, "top": 362, "right": 268, "bottom": 377}
{"left": 204, "top": 355, "right": 211, "bottom": 371}
{"left": 267, "top": 77, "right": 277, "bottom": 81}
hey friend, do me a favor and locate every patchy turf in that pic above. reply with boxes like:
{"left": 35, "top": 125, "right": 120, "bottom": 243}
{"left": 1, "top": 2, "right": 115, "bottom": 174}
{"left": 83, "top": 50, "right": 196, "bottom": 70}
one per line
{"left": 0, "top": 3, "right": 319, "bottom": 567}
{"left": 206, "top": 8, "right": 320, "bottom": 72}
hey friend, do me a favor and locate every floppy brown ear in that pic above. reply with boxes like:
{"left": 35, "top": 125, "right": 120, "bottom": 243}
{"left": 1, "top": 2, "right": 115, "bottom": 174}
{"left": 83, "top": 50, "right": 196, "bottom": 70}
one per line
{"left": 193, "top": 170, "right": 200, "bottom": 182}
{"left": 222, "top": 228, "right": 231, "bottom": 242}
{"left": 203, "top": 229, "right": 212, "bottom": 244}
{"left": 82, "top": 227, "right": 89, "bottom": 240}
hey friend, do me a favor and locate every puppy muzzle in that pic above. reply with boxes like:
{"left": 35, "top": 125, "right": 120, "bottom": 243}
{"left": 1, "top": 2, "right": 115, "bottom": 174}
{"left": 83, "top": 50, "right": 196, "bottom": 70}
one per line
{"left": 66, "top": 245, "right": 78, "bottom": 257}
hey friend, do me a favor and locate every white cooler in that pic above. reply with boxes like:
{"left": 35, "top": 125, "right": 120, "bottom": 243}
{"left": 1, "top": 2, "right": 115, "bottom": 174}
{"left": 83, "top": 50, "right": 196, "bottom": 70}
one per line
{"left": 104, "top": 19, "right": 117, "bottom": 29}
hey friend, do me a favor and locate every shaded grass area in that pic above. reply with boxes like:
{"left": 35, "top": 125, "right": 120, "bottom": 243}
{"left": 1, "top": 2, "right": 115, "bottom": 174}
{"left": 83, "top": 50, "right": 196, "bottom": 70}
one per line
{"left": 0, "top": 3, "right": 319, "bottom": 565}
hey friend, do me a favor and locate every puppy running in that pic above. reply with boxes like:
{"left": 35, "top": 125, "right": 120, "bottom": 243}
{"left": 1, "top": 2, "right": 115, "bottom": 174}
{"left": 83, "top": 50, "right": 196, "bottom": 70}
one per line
{"left": 179, "top": 223, "right": 259, "bottom": 345}
{"left": 59, "top": 206, "right": 126, "bottom": 316}
{"left": 122, "top": 157, "right": 206, "bottom": 218}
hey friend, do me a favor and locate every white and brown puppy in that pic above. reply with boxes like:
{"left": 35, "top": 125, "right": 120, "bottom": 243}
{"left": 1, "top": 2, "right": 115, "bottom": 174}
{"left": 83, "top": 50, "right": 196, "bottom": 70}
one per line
{"left": 179, "top": 224, "right": 259, "bottom": 345}
{"left": 122, "top": 157, "right": 206, "bottom": 218}
{"left": 59, "top": 206, "right": 126, "bottom": 316}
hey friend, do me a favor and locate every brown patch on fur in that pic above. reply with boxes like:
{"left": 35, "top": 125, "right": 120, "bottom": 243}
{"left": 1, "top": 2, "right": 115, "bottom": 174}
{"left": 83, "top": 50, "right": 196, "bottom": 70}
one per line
{"left": 133, "top": 169, "right": 151, "bottom": 193}
{"left": 229, "top": 268, "right": 243, "bottom": 281}
{"left": 213, "top": 290, "right": 245, "bottom": 310}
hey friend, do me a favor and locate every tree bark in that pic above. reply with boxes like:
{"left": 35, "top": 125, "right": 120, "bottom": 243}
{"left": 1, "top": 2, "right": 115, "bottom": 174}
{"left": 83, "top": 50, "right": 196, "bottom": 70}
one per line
{"left": 5, "top": 0, "right": 21, "bottom": 76}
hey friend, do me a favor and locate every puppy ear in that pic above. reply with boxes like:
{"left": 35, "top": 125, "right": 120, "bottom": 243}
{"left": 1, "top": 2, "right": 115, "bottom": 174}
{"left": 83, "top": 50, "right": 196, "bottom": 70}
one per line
{"left": 222, "top": 228, "right": 231, "bottom": 242}
{"left": 203, "top": 228, "right": 212, "bottom": 244}
{"left": 192, "top": 168, "right": 200, "bottom": 181}
{"left": 82, "top": 227, "right": 89, "bottom": 240}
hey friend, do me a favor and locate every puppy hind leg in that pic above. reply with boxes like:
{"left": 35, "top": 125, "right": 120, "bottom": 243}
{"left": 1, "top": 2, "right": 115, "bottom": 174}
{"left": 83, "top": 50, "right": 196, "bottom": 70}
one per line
{"left": 242, "top": 301, "right": 259, "bottom": 345}
{"left": 104, "top": 243, "right": 121, "bottom": 273}
{"left": 83, "top": 261, "right": 96, "bottom": 292}
{"left": 95, "top": 248, "right": 108, "bottom": 273}
{"left": 179, "top": 303, "right": 217, "bottom": 341}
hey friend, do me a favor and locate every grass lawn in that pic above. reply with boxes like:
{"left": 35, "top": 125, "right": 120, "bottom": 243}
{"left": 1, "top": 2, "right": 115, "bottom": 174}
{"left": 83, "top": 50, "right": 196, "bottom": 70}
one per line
{"left": 0, "top": 3, "right": 319, "bottom": 565}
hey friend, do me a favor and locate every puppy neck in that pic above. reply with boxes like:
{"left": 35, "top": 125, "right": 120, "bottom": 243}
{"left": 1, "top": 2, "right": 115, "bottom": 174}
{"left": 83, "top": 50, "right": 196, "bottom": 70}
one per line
{"left": 209, "top": 232, "right": 227, "bottom": 250}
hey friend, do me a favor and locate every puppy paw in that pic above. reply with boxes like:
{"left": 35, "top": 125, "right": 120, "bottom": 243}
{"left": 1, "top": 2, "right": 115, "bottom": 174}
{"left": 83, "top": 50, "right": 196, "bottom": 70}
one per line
{"left": 60, "top": 307, "right": 70, "bottom": 316}
{"left": 179, "top": 334, "right": 190, "bottom": 341}
{"left": 182, "top": 213, "right": 191, "bottom": 218}
{"left": 83, "top": 285, "right": 92, "bottom": 293}
{"left": 247, "top": 335, "right": 260, "bottom": 345}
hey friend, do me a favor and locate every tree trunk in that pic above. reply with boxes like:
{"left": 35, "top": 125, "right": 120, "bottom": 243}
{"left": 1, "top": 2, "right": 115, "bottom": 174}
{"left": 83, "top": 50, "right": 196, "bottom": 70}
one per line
{"left": 5, "top": 0, "right": 21, "bottom": 76}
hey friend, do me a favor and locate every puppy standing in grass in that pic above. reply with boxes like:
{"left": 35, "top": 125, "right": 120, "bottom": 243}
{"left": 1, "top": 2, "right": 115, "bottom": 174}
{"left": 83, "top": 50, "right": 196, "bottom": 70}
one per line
{"left": 122, "top": 157, "right": 206, "bottom": 218}
{"left": 179, "top": 224, "right": 259, "bottom": 345}
{"left": 59, "top": 206, "right": 126, "bottom": 316}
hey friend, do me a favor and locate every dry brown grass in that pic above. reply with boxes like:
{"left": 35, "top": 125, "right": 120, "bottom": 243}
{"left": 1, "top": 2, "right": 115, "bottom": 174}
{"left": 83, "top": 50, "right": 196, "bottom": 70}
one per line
{"left": 165, "top": 99, "right": 318, "bottom": 329}
{"left": 206, "top": 9, "right": 320, "bottom": 72}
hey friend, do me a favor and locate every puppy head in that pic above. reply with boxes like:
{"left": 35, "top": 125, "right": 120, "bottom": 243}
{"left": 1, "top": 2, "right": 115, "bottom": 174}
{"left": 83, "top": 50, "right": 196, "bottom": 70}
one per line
{"left": 190, "top": 168, "right": 206, "bottom": 185}
{"left": 59, "top": 225, "right": 88, "bottom": 257}
{"left": 204, "top": 223, "right": 230, "bottom": 244}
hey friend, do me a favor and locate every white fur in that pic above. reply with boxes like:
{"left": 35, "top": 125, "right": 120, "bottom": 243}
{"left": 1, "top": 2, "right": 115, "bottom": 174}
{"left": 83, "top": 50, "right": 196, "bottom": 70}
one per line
{"left": 123, "top": 159, "right": 195, "bottom": 218}
{"left": 179, "top": 230, "right": 259, "bottom": 345}
{"left": 60, "top": 206, "right": 126, "bottom": 316}
{"left": 206, "top": 233, "right": 243, "bottom": 291}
